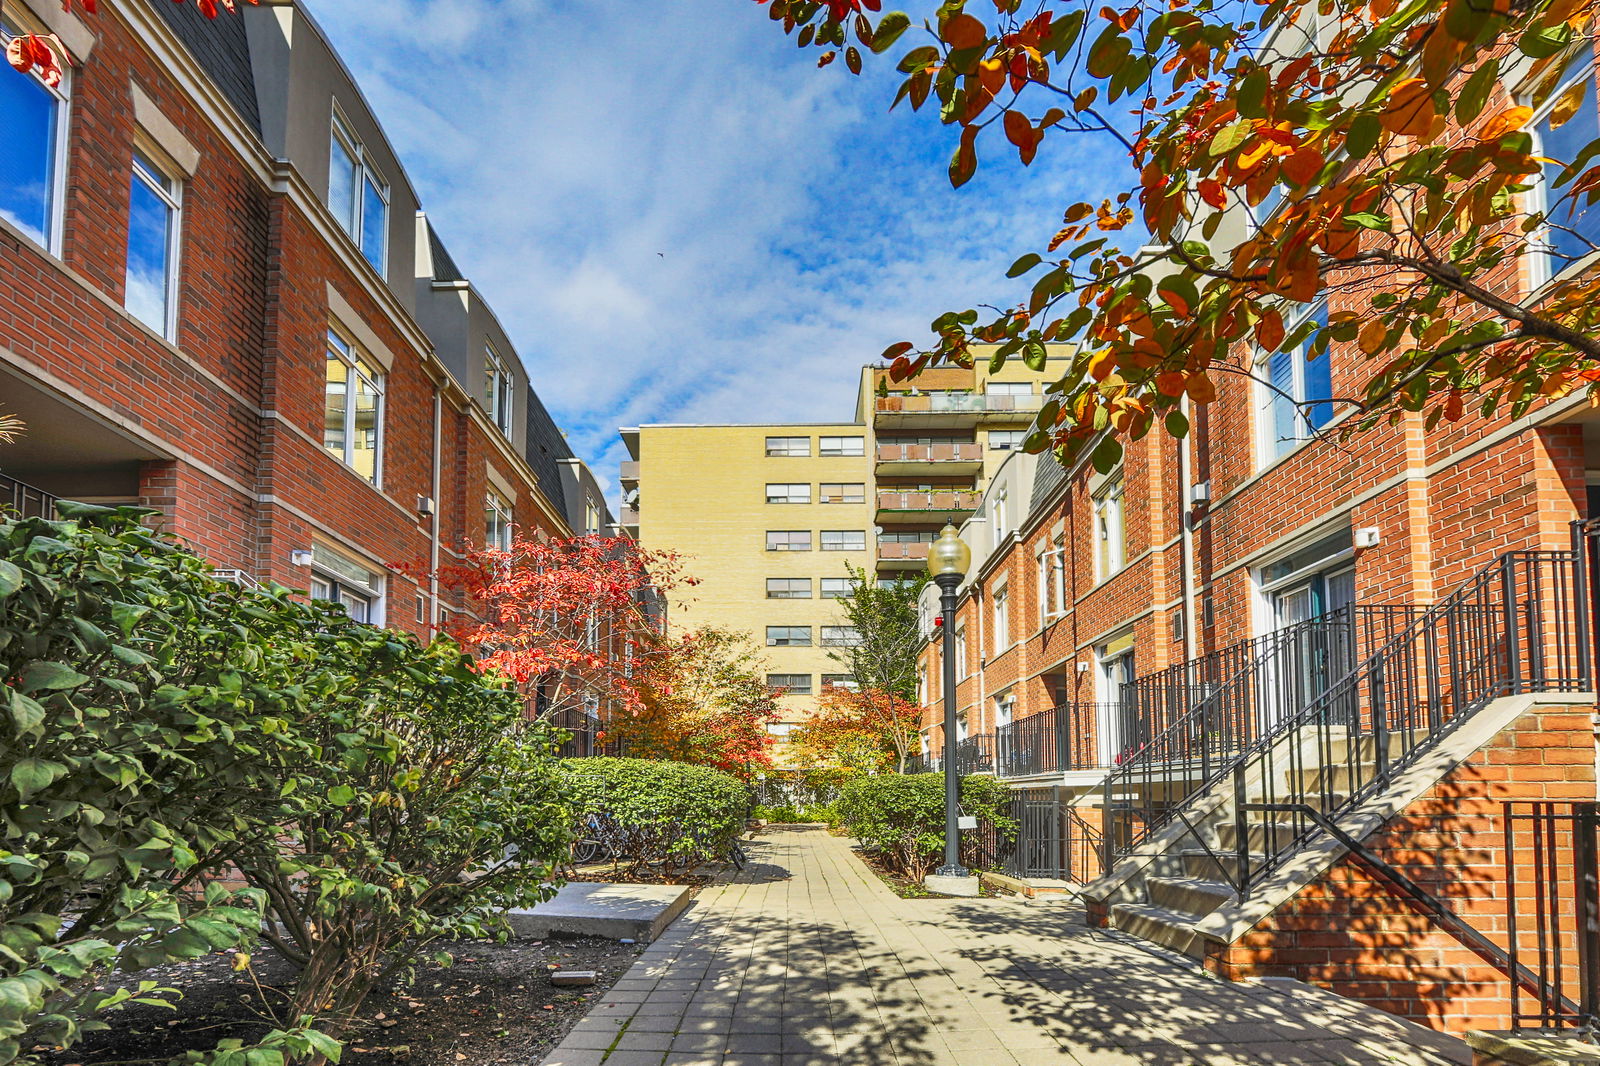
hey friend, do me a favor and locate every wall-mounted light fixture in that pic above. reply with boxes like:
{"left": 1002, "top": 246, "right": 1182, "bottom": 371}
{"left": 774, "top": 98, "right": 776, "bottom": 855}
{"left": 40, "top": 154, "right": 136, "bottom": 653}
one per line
{"left": 290, "top": 549, "right": 313, "bottom": 567}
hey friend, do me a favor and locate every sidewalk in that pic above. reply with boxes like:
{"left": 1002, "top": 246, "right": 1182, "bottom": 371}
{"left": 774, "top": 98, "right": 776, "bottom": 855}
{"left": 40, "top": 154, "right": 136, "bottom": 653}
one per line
{"left": 539, "top": 826, "right": 1472, "bottom": 1066}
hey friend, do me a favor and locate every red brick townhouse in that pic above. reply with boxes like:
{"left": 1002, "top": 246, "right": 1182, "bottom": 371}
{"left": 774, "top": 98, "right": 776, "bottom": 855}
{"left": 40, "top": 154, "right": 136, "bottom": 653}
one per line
{"left": 913, "top": 69, "right": 1600, "bottom": 1035}
{"left": 0, "top": 0, "right": 613, "bottom": 639}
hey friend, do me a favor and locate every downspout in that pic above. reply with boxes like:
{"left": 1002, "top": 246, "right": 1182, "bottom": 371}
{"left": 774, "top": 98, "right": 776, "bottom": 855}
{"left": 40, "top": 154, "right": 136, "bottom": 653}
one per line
{"left": 1179, "top": 396, "right": 1199, "bottom": 664}
{"left": 429, "top": 385, "right": 442, "bottom": 627}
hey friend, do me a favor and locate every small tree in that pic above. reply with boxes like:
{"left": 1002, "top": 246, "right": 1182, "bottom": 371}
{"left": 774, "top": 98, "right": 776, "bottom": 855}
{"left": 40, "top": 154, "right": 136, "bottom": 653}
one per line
{"left": 828, "top": 564, "right": 926, "bottom": 702}
{"left": 791, "top": 685, "right": 922, "bottom": 773}
{"left": 605, "top": 626, "right": 780, "bottom": 779}
{"left": 433, "top": 534, "right": 690, "bottom": 732}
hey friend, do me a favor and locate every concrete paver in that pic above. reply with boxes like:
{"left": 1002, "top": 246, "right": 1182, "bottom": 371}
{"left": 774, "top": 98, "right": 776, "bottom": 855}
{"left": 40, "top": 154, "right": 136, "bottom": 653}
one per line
{"left": 538, "top": 827, "right": 1471, "bottom": 1066}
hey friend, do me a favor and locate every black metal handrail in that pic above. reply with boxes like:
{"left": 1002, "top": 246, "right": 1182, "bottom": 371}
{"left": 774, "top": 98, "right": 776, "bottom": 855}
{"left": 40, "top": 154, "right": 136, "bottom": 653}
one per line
{"left": 1100, "top": 605, "right": 1410, "bottom": 867}
{"left": 0, "top": 470, "right": 57, "bottom": 519}
{"left": 1232, "top": 548, "right": 1590, "bottom": 891}
{"left": 1505, "top": 801, "right": 1598, "bottom": 1034}
{"left": 995, "top": 703, "right": 1119, "bottom": 777}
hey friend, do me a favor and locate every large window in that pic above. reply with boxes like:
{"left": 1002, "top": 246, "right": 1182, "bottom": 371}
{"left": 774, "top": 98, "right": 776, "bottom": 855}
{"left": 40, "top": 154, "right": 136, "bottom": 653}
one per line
{"left": 485, "top": 491, "right": 513, "bottom": 550}
{"left": 820, "top": 530, "right": 866, "bottom": 552}
{"left": 485, "top": 345, "right": 513, "bottom": 435}
{"left": 309, "top": 544, "right": 383, "bottom": 624}
{"left": 820, "top": 577, "right": 855, "bottom": 599}
{"left": 991, "top": 487, "right": 1010, "bottom": 540}
{"left": 1257, "top": 302, "right": 1334, "bottom": 463}
{"left": 1038, "top": 538, "right": 1066, "bottom": 622}
{"left": 766, "top": 436, "right": 810, "bottom": 456}
{"left": 1094, "top": 476, "right": 1125, "bottom": 581}
{"left": 324, "top": 330, "right": 384, "bottom": 484}
{"left": 818, "top": 436, "right": 864, "bottom": 456}
{"left": 822, "top": 674, "right": 857, "bottom": 691}
{"left": 954, "top": 625, "right": 968, "bottom": 678}
{"left": 989, "top": 429, "right": 1026, "bottom": 451}
{"left": 0, "top": 18, "right": 66, "bottom": 251}
{"left": 767, "top": 483, "right": 811, "bottom": 504}
{"left": 992, "top": 582, "right": 1010, "bottom": 652}
{"left": 767, "top": 673, "right": 812, "bottom": 695}
{"left": 328, "top": 111, "right": 388, "bottom": 275}
{"left": 766, "top": 530, "right": 811, "bottom": 552}
{"left": 821, "top": 625, "right": 862, "bottom": 647}
{"left": 820, "top": 482, "right": 865, "bottom": 504}
{"left": 1532, "top": 61, "right": 1600, "bottom": 282}
{"left": 766, "top": 626, "right": 812, "bottom": 647}
{"left": 766, "top": 577, "right": 812, "bottom": 599}
{"left": 126, "top": 152, "right": 181, "bottom": 339}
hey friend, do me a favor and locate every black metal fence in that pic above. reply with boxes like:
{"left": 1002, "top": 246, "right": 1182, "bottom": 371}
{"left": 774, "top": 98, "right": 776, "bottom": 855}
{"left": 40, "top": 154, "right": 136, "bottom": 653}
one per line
{"left": 1505, "top": 801, "right": 1600, "bottom": 1034}
{"left": 1, "top": 470, "right": 57, "bottom": 519}
{"left": 995, "top": 703, "right": 1119, "bottom": 778}
{"left": 910, "top": 735, "right": 996, "bottom": 775}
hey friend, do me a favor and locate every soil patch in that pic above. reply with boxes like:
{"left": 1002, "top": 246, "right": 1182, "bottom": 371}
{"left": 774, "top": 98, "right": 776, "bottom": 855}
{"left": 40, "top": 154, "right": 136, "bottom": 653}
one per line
{"left": 42, "top": 936, "right": 641, "bottom": 1066}
{"left": 851, "top": 846, "right": 1011, "bottom": 899}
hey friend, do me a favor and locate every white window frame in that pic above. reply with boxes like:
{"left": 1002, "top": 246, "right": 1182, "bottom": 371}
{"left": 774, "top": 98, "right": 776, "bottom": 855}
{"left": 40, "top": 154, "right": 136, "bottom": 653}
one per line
{"left": 767, "top": 673, "right": 813, "bottom": 695}
{"left": 485, "top": 344, "right": 514, "bottom": 436}
{"left": 992, "top": 488, "right": 1010, "bottom": 540}
{"left": 765, "top": 436, "right": 810, "bottom": 457}
{"left": 820, "top": 530, "right": 866, "bottom": 552}
{"left": 820, "top": 482, "right": 865, "bottom": 504}
{"left": 822, "top": 674, "right": 858, "bottom": 691}
{"left": 308, "top": 543, "right": 385, "bottom": 625}
{"left": 0, "top": 15, "right": 70, "bottom": 255}
{"left": 485, "top": 490, "right": 513, "bottom": 550}
{"left": 989, "top": 429, "right": 1025, "bottom": 451}
{"left": 820, "top": 577, "right": 855, "bottom": 599}
{"left": 1254, "top": 300, "right": 1334, "bottom": 466}
{"left": 821, "top": 625, "right": 862, "bottom": 647}
{"left": 765, "top": 530, "right": 811, "bottom": 552}
{"left": 126, "top": 151, "right": 182, "bottom": 340}
{"left": 766, "top": 626, "right": 812, "bottom": 647}
{"left": 766, "top": 577, "right": 812, "bottom": 599}
{"left": 329, "top": 108, "right": 390, "bottom": 277}
{"left": 1527, "top": 59, "right": 1600, "bottom": 289}
{"left": 766, "top": 483, "right": 811, "bottom": 504}
{"left": 818, "top": 435, "right": 865, "bottom": 456}
{"left": 992, "top": 582, "right": 1011, "bottom": 653}
{"left": 324, "top": 328, "right": 386, "bottom": 486}
{"left": 1094, "top": 475, "right": 1126, "bottom": 582}
{"left": 954, "top": 624, "right": 969, "bottom": 679}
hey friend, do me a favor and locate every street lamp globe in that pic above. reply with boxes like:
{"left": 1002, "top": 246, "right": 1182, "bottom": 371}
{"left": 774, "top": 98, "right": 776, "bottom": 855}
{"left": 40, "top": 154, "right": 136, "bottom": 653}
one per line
{"left": 928, "top": 523, "right": 971, "bottom": 580}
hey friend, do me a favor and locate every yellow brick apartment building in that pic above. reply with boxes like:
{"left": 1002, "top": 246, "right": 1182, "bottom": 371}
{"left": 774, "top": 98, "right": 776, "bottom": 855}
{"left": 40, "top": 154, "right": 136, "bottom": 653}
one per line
{"left": 619, "top": 353, "right": 1067, "bottom": 738}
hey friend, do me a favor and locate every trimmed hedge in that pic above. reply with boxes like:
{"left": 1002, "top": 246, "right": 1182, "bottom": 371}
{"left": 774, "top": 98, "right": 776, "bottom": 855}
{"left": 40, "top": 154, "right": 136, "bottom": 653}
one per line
{"left": 560, "top": 757, "right": 750, "bottom": 872}
{"left": 837, "top": 773, "right": 1017, "bottom": 880}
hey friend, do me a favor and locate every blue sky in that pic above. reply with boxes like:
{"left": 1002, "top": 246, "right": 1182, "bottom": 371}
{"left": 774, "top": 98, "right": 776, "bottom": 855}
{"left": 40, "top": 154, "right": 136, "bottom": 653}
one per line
{"left": 307, "top": 0, "right": 1130, "bottom": 505}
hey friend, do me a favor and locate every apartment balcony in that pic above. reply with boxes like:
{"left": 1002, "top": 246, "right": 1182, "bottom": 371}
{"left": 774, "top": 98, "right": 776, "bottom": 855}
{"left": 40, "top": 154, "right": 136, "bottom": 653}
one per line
{"left": 1, "top": 470, "right": 59, "bottom": 519}
{"left": 874, "top": 392, "right": 1043, "bottom": 428}
{"left": 619, "top": 460, "right": 639, "bottom": 487}
{"left": 875, "top": 441, "right": 983, "bottom": 476}
{"left": 875, "top": 489, "right": 981, "bottom": 525}
{"left": 876, "top": 540, "right": 931, "bottom": 570}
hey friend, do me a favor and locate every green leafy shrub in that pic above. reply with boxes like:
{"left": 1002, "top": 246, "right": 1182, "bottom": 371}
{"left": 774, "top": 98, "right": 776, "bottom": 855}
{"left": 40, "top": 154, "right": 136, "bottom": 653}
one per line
{"left": 561, "top": 758, "right": 749, "bottom": 874}
{"left": 837, "top": 773, "right": 1017, "bottom": 880}
{"left": 753, "top": 802, "right": 840, "bottom": 826}
{"left": 0, "top": 504, "right": 330, "bottom": 1065}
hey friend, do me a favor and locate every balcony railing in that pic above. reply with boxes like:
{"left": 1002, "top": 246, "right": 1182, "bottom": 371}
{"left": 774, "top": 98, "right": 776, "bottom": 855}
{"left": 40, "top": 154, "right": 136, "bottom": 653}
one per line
{"left": 1, "top": 471, "right": 58, "bottom": 520}
{"left": 876, "top": 442, "right": 983, "bottom": 463}
{"left": 877, "top": 490, "right": 982, "bottom": 512}
{"left": 995, "top": 703, "right": 1121, "bottom": 778}
{"left": 619, "top": 461, "right": 640, "bottom": 481}
{"left": 877, "top": 541, "right": 931, "bottom": 561}
{"left": 907, "top": 735, "right": 996, "bottom": 775}
{"left": 876, "top": 393, "right": 1043, "bottom": 415}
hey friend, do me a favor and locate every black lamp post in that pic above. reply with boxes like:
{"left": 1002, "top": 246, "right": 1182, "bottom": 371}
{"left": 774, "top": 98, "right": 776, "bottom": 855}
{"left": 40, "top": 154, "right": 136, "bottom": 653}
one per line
{"left": 928, "top": 522, "right": 972, "bottom": 880}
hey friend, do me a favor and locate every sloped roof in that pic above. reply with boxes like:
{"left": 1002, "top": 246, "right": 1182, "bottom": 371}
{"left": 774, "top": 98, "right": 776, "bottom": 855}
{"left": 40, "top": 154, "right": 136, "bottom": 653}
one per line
{"left": 151, "top": 2, "right": 261, "bottom": 134}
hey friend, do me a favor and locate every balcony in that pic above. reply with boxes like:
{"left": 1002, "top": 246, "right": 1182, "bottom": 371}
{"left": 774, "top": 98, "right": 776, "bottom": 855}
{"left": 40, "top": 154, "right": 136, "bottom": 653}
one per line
{"left": 995, "top": 703, "right": 1122, "bottom": 779}
{"left": 908, "top": 735, "right": 996, "bottom": 775}
{"left": 874, "top": 392, "right": 1043, "bottom": 428}
{"left": 619, "top": 460, "right": 639, "bottom": 486}
{"left": 875, "top": 441, "right": 983, "bottom": 476}
{"left": 875, "top": 489, "right": 981, "bottom": 525}
{"left": 1, "top": 470, "right": 59, "bottom": 519}
{"left": 876, "top": 540, "right": 931, "bottom": 569}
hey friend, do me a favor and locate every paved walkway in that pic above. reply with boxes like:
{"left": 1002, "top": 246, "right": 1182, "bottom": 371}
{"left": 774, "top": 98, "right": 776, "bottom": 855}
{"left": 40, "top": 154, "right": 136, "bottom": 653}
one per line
{"left": 539, "top": 827, "right": 1472, "bottom": 1066}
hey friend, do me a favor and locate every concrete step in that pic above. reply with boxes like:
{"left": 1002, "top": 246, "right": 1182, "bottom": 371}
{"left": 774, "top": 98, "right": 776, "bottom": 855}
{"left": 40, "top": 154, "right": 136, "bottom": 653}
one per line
{"left": 1215, "top": 819, "right": 1306, "bottom": 853}
{"left": 1147, "top": 875, "right": 1236, "bottom": 918}
{"left": 1109, "top": 901, "right": 1209, "bottom": 957}
{"left": 1181, "top": 848, "right": 1266, "bottom": 883}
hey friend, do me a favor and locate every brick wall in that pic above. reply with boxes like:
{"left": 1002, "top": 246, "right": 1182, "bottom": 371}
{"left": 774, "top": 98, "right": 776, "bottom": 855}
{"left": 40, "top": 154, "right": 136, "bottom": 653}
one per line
{"left": 1208, "top": 706, "right": 1599, "bottom": 1033}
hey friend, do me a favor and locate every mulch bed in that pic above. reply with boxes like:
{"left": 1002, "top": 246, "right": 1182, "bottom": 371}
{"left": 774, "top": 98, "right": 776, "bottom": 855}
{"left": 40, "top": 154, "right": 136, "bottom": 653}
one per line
{"left": 42, "top": 936, "right": 643, "bottom": 1066}
{"left": 851, "top": 846, "right": 1011, "bottom": 899}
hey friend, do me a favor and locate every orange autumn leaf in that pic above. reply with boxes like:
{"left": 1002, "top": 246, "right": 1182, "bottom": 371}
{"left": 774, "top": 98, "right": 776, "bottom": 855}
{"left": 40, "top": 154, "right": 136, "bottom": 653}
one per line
{"left": 1379, "top": 78, "right": 1438, "bottom": 139}
{"left": 942, "top": 12, "right": 987, "bottom": 49}
{"left": 1282, "top": 145, "right": 1325, "bottom": 186}
{"left": 1481, "top": 105, "right": 1534, "bottom": 141}
{"left": 1255, "top": 308, "right": 1285, "bottom": 351}
{"left": 1185, "top": 373, "right": 1217, "bottom": 403}
{"left": 1198, "top": 178, "right": 1226, "bottom": 209}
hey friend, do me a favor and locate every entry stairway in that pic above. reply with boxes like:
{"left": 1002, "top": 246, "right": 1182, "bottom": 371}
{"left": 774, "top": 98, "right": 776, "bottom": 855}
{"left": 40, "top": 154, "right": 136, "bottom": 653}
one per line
{"left": 1079, "top": 544, "right": 1596, "bottom": 964}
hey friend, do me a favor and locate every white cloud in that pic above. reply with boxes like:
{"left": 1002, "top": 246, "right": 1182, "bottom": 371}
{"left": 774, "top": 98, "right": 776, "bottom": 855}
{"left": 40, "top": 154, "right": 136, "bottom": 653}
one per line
{"left": 305, "top": 0, "right": 1132, "bottom": 508}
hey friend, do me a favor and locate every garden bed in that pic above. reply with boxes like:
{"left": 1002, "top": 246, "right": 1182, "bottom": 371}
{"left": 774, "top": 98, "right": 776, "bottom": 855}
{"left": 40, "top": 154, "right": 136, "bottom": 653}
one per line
{"left": 851, "top": 846, "right": 1011, "bottom": 899}
{"left": 41, "top": 937, "right": 642, "bottom": 1066}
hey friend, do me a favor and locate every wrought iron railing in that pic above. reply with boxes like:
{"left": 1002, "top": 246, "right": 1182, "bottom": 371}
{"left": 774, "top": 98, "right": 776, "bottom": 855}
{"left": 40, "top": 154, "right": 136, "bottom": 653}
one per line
{"left": 1230, "top": 548, "right": 1591, "bottom": 891}
{"left": 1505, "top": 801, "right": 1599, "bottom": 1034}
{"left": 1, "top": 470, "right": 57, "bottom": 519}
{"left": 1099, "top": 605, "right": 1421, "bottom": 867}
{"left": 995, "top": 703, "right": 1119, "bottom": 777}
{"left": 911, "top": 735, "right": 996, "bottom": 775}
{"left": 996, "top": 787, "right": 1107, "bottom": 884}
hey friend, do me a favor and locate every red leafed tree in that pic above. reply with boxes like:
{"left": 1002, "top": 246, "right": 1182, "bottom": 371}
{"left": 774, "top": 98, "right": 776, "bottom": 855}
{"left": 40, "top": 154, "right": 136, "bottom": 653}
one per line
{"left": 790, "top": 685, "right": 920, "bottom": 774}
{"left": 603, "top": 626, "right": 780, "bottom": 779}
{"left": 432, "top": 535, "right": 691, "bottom": 740}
